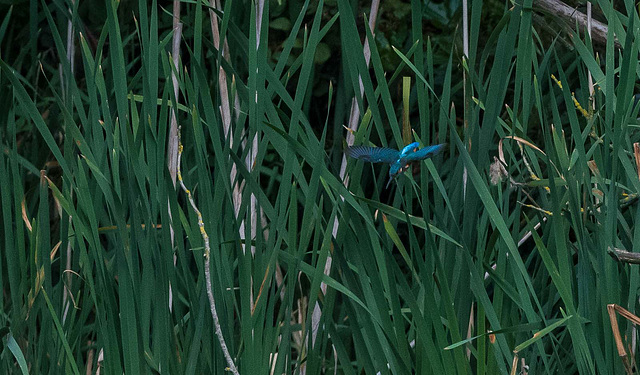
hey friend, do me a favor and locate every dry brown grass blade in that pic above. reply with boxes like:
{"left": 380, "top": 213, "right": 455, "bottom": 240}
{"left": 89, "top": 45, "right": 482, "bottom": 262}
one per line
{"left": 607, "top": 304, "right": 636, "bottom": 375}
{"left": 21, "top": 196, "right": 32, "bottom": 232}
{"left": 510, "top": 353, "right": 519, "bottom": 375}
{"left": 252, "top": 264, "right": 270, "bottom": 315}
{"left": 633, "top": 143, "right": 640, "bottom": 181}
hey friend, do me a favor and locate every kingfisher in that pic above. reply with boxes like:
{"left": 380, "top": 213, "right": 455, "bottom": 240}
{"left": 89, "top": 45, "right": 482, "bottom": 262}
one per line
{"left": 346, "top": 142, "right": 445, "bottom": 188}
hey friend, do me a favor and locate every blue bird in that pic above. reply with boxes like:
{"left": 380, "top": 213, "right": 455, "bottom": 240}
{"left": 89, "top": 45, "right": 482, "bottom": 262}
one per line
{"left": 346, "top": 142, "right": 445, "bottom": 188}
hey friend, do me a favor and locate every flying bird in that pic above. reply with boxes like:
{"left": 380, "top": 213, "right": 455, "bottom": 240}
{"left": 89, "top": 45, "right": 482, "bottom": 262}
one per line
{"left": 346, "top": 142, "right": 445, "bottom": 188}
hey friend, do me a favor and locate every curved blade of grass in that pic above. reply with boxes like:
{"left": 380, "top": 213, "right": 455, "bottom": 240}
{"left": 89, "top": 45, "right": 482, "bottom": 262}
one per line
{"left": 41, "top": 288, "right": 80, "bottom": 375}
{"left": 355, "top": 195, "right": 462, "bottom": 248}
{"left": 6, "top": 333, "right": 28, "bottom": 375}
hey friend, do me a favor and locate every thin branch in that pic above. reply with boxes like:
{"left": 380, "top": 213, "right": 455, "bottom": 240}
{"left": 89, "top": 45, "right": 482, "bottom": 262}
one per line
{"left": 535, "top": 0, "right": 614, "bottom": 47}
{"left": 609, "top": 247, "right": 640, "bottom": 265}
{"left": 177, "top": 130, "right": 240, "bottom": 375}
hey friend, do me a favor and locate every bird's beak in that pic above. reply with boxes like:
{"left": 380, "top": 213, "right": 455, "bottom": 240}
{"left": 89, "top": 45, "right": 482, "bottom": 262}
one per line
{"left": 385, "top": 176, "right": 394, "bottom": 189}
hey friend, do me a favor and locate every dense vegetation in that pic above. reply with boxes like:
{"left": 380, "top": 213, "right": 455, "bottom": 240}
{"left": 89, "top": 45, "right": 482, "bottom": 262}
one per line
{"left": 1, "top": 0, "right": 640, "bottom": 373}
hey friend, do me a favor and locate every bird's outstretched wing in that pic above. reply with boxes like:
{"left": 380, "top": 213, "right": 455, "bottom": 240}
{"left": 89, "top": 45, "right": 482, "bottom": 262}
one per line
{"left": 404, "top": 144, "right": 445, "bottom": 162}
{"left": 346, "top": 146, "right": 399, "bottom": 163}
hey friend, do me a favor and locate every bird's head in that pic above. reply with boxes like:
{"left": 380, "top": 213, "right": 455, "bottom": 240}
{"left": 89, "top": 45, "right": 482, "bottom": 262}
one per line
{"left": 386, "top": 160, "right": 411, "bottom": 188}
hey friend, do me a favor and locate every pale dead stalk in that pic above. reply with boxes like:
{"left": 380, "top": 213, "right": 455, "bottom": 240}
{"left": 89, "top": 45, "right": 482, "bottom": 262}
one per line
{"left": 62, "top": 0, "right": 77, "bottom": 324}
{"left": 462, "top": 0, "right": 468, "bottom": 199}
{"left": 177, "top": 131, "right": 240, "bottom": 375}
{"left": 315, "top": 0, "right": 381, "bottom": 348}
{"left": 167, "top": 0, "right": 183, "bottom": 311}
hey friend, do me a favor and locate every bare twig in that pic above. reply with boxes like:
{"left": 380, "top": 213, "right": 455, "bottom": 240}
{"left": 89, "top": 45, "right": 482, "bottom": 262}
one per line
{"left": 177, "top": 131, "right": 240, "bottom": 375}
{"left": 534, "top": 0, "right": 614, "bottom": 47}
{"left": 608, "top": 247, "right": 640, "bottom": 265}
